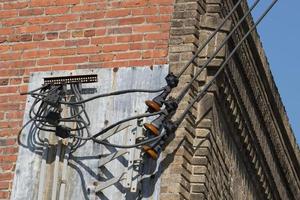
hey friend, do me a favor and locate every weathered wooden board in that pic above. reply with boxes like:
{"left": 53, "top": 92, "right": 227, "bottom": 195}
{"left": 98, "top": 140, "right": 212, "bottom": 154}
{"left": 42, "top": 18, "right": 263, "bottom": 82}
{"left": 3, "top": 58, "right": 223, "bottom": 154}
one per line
{"left": 11, "top": 65, "right": 168, "bottom": 200}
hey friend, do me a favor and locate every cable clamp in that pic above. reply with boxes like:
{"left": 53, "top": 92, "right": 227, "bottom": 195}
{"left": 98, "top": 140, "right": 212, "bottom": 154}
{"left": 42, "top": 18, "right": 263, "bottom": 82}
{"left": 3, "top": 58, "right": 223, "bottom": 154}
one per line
{"left": 165, "top": 72, "right": 179, "bottom": 88}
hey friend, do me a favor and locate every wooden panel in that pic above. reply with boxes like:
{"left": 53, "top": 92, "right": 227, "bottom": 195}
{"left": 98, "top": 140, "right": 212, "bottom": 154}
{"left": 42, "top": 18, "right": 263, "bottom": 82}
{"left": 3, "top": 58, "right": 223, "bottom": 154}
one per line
{"left": 11, "top": 65, "right": 168, "bottom": 200}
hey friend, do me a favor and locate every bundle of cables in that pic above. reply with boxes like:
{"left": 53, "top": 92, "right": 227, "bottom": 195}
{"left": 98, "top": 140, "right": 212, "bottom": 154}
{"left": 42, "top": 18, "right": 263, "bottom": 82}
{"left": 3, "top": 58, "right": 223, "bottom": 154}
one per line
{"left": 20, "top": 82, "right": 169, "bottom": 152}
{"left": 20, "top": 83, "right": 91, "bottom": 150}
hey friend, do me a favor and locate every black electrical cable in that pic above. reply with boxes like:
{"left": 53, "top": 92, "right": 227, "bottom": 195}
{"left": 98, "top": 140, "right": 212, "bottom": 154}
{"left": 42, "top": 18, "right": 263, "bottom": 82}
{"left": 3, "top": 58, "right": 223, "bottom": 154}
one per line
{"left": 175, "top": 0, "right": 278, "bottom": 126}
{"left": 71, "top": 131, "right": 166, "bottom": 149}
{"left": 68, "top": 110, "right": 164, "bottom": 142}
{"left": 20, "top": 83, "right": 52, "bottom": 95}
{"left": 59, "top": 87, "right": 166, "bottom": 105}
{"left": 72, "top": 84, "right": 91, "bottom": 126}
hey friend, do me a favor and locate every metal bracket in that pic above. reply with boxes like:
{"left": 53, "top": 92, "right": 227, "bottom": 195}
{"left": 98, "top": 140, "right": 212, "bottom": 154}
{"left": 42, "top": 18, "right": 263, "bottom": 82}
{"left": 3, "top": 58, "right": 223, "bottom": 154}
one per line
{"left": 95, "top": 173, "right": 127, "bottom": 193}
{"left": 126, "top": 119, "right": 143, "bottom": 192}
{"left": 92, "top": 119, "right": 144, "bottom": 194}
{"left": 96, "top": 122, "right": 132, "bottom": 141}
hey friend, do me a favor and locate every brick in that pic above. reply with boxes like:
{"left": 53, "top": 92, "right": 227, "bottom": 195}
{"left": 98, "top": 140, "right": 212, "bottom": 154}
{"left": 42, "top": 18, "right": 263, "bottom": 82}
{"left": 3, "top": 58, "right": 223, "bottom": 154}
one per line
{"left": 0, "top": 182, "right": 9, "bottom": 190}
{"left": 131, "top": 8, "right": 143, "bottom": 16}
{"left": 45, "top": 7, "right": 69, "bottom": 15}
{"left": 63, "top": 56, "right": 88, "bottom": 64}
{"left": 119, "top": 17, "right": 145, "bottom": 25}
{"left": 143, "top": 7, "right": 159, "bottom": 15}
{"left": 0, "top": 163, "right": 15, "bottom": 171}
{"left": 0, "top": 10, "right": 18, "bottom": 19}
{"left": 37, "top": 58, "right": 62, "bottom": 66}
{"left": 146, "top": 16, "right": 172, "bottom": 23}
{"left": 103, "top": 44, "right": 129, "bottom": 53}
{"left": 151, "top": 0, "right": 174, "bottom": 5}
{"left": 19, "top": 8, "right": 44, "bottom": 16}
{"left": 72, "top": 30, "right": 84, "bottom": 38}
{"left": 89, "top": 54, "right": 114, "bottom": 62}
{"left": 101, "top": 61, "right": 129, "bottom": 68}
{"left": 39, "top": 41, "right": 64, "bottom": 48}
{"left": 16, "top": 25, "right": 41, "bottom": 34}
{"left": 42, "top": 24, "right": 66, "bottom": 32}
{"left": 117, "top": 0, "right": 147, "bottom": 8}
{"left": 33, "top": 34, "right": 45, "bottom": 41}
{"left": 77, "top": 46, "right": 101, "bottom": 54}
{"left": 133, "top": 25, "right": 161, "bottom": 33}
{"left": 28, "top": 16, "right": 52, "bottom": 24}
{"left": 95, "top": 28, "right": 106, "bottom": 36}
{"left": 0, "top": 46, "right": 10, "bottom": 53}
{"left": 71, "top": 4, "right": 97, "bottom": 12}
{"left": 0, "top": 37, "right": 7, "bottom": 44}
{"left": 84, "top": 30, "right": 96, "bottom": 37}
{"left": 59, "top": 31, "right": 70, "bottom": 39}
{"left": 0, "top": 53, "right": 21, "bottom": 61}
{"left": 128, "top": 59, "right": 153, "bottom": 67}
{"left": 46, "top": 32, "right": 59, "bottom": 40}
{"left": 53, "top": 14, "right": 79, "bottom": 23}
{"left": 2, "top": 108, "right": 22, "bottom": 117}
{"left": 0, "top": 191, "right": 9, "bottom": 199}
{"left": 65, "top": 39, "right": 89, "bottom": 47}
{"left": 9, "top": 78, "right": 22, "bottom": 85}
{"left": 55, "top": 0, "right": 80, "bottom": 6}
{"left": 130, "top": 42, "right": 156, "bottom": 50}
{"left": 24, "top": 67, "right": 52, "bottom": 75}
{"left": 107, "top": 27, "right": 132, "bottom": 35}
{"left": 2, "top": 18, "right": 26, "bottom": 26}
{"left": 23, "top": 50, "right": 49, "bottom": 59}
{"left": 80, "top": 12, "right": 105, "bottom": 20}
{"left": 145, "top": 33, "right": 169, "bottom": 40}
{"left": 51, "top": 65, "right": 75, "bottom": 71}
{"left": 0, "top": 79, "right": 9, "bottom": 86}
{"left": 106, "top": 9, "right": 131, "bottom": 18}
{"left": 91, "top": 36, "right": 116, "bottom": 45}
{"left": 50, "top": 48, "right": 76, "bottom": 56}
{"left": 31, "top": 0, "right": 53, "bottom": 7}
{"left": 3, "top": 2, "right": 28, "bottom": 9}
{"left": 116, "top": 34, "right": 143, "bottom": 43}
{"left": 0, "top": 28, "right": 14, "bottom": 36}
{"left": 11, "top": 42, "right": 37, "bottom": 51}
{"left": 116, "top": 52, "right": 141, "bottom": 60}
{"left": 0, "top": 155, "right": 17, "bottom": 163}
{"left": 9, "top": 35, "right": 33, "bottom": 43}
{"left": 68, "top": 21, "right": 94, "bottom": 29}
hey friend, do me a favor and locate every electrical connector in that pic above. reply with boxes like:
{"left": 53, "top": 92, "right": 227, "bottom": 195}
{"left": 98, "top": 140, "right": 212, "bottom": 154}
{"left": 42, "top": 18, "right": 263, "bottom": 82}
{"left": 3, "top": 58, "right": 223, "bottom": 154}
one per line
{"left": 55, "top": 125, "right": 71, "bottom": 138}
{"left": 45, "top": 111, "right": 61, "bottom": 126}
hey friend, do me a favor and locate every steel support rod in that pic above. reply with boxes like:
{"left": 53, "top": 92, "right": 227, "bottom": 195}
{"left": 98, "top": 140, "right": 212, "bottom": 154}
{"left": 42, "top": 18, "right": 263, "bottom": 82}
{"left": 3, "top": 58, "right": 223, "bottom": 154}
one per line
{"left": 176, "top": 0, "right": 244, "bottom": 78}
{"left": 176, "top": 0, "right": 279, "bottom": 125}
{"left": 175, "top": 0, "right": 261, "bottom": 103}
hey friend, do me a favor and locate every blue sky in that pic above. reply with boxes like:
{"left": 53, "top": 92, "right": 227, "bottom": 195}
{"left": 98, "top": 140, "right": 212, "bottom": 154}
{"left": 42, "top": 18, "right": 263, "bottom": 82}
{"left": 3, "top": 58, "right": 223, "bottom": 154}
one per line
{"left": 248, "top": 0, "right": 299, "bottom": 144}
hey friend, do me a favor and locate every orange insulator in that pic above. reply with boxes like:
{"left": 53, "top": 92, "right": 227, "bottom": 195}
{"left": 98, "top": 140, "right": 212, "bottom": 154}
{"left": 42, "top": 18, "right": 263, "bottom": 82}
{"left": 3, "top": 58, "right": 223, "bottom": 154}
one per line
{"left": 143, "top": 145, "right": 158, "bottom": 160}
{"left": 144, "top": 123, "right": 159, "bottom": 136}
{"left": 145, "top": 100, "right": 161, "bottom": 112}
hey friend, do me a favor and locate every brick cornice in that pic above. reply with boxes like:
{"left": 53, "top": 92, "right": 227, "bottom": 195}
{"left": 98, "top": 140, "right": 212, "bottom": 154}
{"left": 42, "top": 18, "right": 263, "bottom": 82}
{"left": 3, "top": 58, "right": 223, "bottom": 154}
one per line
{"left": 222, "top": 0, "right": 300, "bottom": 199}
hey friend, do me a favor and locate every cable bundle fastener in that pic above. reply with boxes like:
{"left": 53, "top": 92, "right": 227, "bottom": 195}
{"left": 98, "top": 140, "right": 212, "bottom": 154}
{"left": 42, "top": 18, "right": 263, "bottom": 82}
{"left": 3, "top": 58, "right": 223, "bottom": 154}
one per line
{"left": 56, "top": 125, "right": 71, "bottom": 138}
{"left": 45, "top": 111, "right": 61, "bottom": 126}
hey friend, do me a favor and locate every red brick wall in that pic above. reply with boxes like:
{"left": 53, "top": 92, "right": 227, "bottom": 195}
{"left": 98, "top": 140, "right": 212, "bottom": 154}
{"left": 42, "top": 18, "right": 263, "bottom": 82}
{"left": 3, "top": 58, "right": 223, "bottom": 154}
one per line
{"left": 0, "top": 0, "right": 174, "bottom": 198}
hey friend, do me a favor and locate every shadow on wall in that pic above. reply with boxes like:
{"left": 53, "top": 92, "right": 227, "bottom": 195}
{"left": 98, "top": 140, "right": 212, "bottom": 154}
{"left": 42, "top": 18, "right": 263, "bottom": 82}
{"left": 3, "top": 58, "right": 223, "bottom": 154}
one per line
{"left": 17, "top": 118, "right": 201, "bottom": 200}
